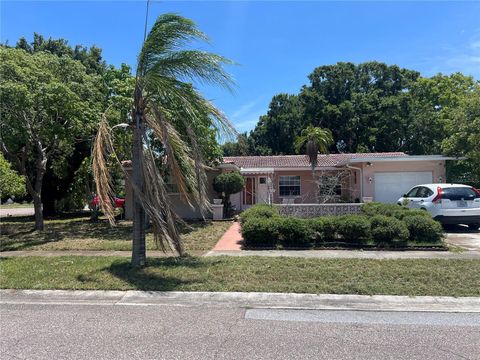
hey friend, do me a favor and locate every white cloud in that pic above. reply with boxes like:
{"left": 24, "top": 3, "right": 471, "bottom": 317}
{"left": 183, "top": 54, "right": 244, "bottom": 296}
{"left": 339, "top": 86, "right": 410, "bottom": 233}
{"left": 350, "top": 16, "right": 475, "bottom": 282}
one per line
{"left": 231, "top": 100, "right": 258, "bottom": 120}
{"left": 433, "top": 33, "right": 480, "bottom": 78}
{"left": 229, "top": 98, "right": 268, "bottom": 132}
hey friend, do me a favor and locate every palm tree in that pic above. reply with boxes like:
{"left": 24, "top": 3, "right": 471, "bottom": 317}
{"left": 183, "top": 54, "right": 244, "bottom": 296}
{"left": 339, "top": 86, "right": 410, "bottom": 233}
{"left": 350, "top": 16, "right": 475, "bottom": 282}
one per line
{"left": 294, "top": 126, "right": 334, "bottom": 202}
{"left": 295, "top": 126, "right": 334, "bottom": 170}
{"left": 93, "top": 13, "right": 235, "bottom": 267}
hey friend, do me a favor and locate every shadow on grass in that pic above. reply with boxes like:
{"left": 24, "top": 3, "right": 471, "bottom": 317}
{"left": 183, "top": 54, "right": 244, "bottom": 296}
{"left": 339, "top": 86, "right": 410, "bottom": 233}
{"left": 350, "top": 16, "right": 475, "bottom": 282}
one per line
{"left": 1, "top": 213, "right": 218, "bottom": 252}
{"left": 0, "top": 217, "right": 133, "bottom": 251}
{"left": 0, "top": 211, "right": 91, "bottom": 224}
{"left": 78, "top": 256, "right": 205, "bottom": 291}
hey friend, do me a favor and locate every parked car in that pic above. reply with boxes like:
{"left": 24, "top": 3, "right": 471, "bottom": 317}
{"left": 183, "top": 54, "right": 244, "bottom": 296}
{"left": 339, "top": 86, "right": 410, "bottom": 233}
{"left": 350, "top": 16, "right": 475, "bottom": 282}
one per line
{"left": 397, "top": 184, "right": 480, "bottom": 229}
{"left": 90, "top": 195, "right": 125, "bottom": 209}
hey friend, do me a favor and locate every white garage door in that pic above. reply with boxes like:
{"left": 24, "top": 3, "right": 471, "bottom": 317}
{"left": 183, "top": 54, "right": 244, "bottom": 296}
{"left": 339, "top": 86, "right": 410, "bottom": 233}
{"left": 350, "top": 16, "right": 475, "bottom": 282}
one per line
{"left": 374, "top": 172, "right": 433, "bottom": 203}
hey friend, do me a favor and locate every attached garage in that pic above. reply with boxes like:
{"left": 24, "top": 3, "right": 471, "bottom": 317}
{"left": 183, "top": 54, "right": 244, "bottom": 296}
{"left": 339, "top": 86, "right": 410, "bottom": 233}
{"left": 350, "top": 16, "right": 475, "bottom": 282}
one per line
{"left": 374, "top": 172, "right": 433, "bottom": 203}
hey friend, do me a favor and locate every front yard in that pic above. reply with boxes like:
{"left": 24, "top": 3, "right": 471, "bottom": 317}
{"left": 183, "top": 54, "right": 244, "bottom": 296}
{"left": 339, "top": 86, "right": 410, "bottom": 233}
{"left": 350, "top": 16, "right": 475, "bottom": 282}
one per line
{"left": 1, "top": 211, "right": 479, "bottom": 297}
{"left": 1, "top": 256, "right": 479, "bottom": 296}
{"left": 0, "top": 213, "right": 231, "bottom": 254}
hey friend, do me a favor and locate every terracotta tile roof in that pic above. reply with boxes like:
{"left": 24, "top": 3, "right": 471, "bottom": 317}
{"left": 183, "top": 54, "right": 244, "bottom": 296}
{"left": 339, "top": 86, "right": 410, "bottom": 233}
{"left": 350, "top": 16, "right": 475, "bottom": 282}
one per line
{"left": 223, "top": 152, "right": 406, "bottom": 169}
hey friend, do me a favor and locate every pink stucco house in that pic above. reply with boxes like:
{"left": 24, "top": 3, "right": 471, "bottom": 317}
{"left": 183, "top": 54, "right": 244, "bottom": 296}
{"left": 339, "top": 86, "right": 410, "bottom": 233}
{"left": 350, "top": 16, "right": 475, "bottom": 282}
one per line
{"left": 124, "top": 152, "right": 458, "bottom": 219}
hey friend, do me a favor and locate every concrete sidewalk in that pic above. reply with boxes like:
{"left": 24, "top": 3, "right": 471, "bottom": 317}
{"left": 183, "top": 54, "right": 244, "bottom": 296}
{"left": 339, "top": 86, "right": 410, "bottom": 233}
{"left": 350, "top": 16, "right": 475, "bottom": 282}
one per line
{"left": 206, "top": 249, "right": 480, "bottom": 259}
{"left": 1, "top": 289, "right": 480, "bottom": 312}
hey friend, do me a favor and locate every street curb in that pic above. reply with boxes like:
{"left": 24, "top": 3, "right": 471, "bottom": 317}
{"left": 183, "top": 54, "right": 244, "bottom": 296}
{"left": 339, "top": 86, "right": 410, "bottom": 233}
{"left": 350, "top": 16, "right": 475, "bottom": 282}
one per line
{"left": 1, "top": 289, "right": 480, "bottom": 313}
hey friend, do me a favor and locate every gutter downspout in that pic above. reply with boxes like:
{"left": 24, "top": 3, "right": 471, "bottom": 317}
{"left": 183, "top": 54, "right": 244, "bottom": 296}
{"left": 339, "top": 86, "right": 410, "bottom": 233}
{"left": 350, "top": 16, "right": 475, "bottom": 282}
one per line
{"left": 346, "top": 164, "right": 363, "bottom": 201}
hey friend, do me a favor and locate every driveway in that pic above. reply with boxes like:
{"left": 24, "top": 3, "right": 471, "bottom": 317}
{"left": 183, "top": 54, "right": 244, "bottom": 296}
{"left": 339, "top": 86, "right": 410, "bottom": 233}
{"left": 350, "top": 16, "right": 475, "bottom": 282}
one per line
{"left": 444, "top": 225, "right": 480, "bottom": 251}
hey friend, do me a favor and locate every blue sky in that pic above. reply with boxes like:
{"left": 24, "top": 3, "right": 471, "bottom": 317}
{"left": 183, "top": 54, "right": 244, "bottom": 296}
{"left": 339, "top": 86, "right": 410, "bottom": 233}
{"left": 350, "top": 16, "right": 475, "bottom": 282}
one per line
{"left": 2, "top": 1, "right": 479, "bottom": 133}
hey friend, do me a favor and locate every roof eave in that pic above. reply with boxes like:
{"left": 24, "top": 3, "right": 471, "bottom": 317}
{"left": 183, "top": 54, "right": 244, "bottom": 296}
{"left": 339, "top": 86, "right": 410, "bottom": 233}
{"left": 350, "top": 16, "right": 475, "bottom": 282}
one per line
{"left": 349, "top": 155, "right": 465, "bottom": 163}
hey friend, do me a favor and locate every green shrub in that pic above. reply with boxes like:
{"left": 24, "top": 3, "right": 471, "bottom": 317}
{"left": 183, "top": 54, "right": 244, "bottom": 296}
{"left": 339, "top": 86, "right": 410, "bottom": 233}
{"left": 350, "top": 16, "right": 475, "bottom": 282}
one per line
{"left": 402, "top": 215, "right": 444, "bottom": 243}
{"left": 362, "top": 202, "right": 432, "bottom": 223}
{"left": 370, "top": 215, "right": 409, "bottom": 247}
{"left": 275, "top": 217, "right": 313, "bottom": 248}
{"left": 241, "top": 217, "right": 278, "bottom": 247}
{"left": 310, "top": 216, "right": 338, "bottom": 243}
{"left": 336, "top": 215, "right": 371, "bottom": 243}
{"left": 239, "top": 204, "right": 280, "bottom": 224}
{"left": 213, "top": 171, "right": 245, "bottom": 217}
{"left": 393, "top": 209, "right": 431, "bottom": 220}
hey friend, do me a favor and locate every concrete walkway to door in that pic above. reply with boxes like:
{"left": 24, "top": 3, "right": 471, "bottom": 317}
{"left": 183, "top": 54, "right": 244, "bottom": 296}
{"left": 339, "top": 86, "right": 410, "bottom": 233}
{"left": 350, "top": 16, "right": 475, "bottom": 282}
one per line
{"left": 211, "top": 222, "right": 243, "bottom": 251}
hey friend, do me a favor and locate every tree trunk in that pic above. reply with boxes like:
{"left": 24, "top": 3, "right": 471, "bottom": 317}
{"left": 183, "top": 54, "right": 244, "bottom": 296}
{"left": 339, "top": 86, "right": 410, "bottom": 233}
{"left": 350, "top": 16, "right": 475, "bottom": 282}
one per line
{"left": 131, "top": 94, "right": 146, "bottom": 268}
{"left": 2, "top": 138, "right": 47, "bottom": 230}
{"left": 312, "top": 167, "right": 319, "bottom": 204}
{"left": 32, "top": 192, "right": 44, "bottom": 230}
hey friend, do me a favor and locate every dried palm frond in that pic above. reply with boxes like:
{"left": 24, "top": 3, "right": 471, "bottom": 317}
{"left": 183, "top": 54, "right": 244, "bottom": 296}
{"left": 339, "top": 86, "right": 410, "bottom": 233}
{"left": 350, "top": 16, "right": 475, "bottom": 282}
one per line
{"left": 145, "top": 108, "right": 198, "bottom": 207}
{"left": 92, "top": 114, "right": 116, "bottom": 225}
{"left": 127, "top": 146, "right": 184, "bottom": 254}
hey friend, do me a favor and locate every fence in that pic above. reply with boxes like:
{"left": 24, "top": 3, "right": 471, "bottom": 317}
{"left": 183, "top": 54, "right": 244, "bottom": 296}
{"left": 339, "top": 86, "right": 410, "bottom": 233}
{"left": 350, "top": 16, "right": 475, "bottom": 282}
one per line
{"left": 277, "top": 203, "right": 363, "bottom": 218}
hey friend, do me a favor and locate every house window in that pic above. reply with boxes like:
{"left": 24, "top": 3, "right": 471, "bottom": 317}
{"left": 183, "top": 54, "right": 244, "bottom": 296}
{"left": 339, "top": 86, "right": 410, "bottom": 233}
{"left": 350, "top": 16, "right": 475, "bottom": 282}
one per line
{"left": 259, "top": 177, "right": 267, "bottom": 184}
{"left": 279, "top": 176, "right": 301, "bottom": 196}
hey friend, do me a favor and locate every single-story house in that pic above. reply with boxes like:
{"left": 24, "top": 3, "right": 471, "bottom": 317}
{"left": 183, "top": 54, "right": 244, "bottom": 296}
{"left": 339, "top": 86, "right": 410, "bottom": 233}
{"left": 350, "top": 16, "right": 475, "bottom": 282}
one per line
{"left": 124, "top": 152, "right": 458, "bottom": 219}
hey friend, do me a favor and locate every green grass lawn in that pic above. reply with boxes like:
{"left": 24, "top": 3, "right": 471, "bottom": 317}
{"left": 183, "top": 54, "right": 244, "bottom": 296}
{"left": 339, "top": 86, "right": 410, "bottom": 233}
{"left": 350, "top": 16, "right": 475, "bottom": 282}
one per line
{"left": 1, "top": 256, "right": 479, "bottom": 296}
{"left": 0, "top": 214, "right": 231, "bottom": 253}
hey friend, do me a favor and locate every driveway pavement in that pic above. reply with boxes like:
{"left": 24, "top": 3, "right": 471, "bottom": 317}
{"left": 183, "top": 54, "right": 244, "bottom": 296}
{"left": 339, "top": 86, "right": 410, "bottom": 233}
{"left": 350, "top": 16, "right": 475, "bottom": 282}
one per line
{"left": 444, "top": 225, "right": 480, "bottom": 251}
{"left": 1, "top": 290, "right": 479, "bottom": 360}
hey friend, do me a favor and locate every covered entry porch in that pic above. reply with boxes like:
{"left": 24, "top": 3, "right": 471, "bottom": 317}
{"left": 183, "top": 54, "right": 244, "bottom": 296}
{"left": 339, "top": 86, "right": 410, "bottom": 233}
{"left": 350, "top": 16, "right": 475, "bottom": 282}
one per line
{"left": 230, "top": 168, "right": 274, "bottom": 211}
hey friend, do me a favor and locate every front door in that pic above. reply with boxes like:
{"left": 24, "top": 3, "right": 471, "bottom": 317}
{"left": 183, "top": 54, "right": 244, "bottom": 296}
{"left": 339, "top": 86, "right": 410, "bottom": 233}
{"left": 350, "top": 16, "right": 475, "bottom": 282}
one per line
{"left": 257, "top": 176, "right": 269, "bottom": 204}
{"left": 243, "top": 177, "right": 256, "bottom": 206}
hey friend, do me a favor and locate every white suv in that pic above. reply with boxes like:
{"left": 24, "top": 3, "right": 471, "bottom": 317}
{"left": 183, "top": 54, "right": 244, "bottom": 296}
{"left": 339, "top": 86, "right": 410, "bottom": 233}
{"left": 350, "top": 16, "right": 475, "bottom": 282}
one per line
{"left": 397, "top": 184, "right": 480, "bottom": 229}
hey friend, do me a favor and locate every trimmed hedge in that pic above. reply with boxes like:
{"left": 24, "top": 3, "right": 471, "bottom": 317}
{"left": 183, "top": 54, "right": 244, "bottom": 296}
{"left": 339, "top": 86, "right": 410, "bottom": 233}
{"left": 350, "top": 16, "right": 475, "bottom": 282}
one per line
{"left": 239, "top": 204, "right": 280, "bottom": 225}
{"left": 241, "top": 217, "right": 313, "bottom": 248}
{"left": 310, "top": 216, "right": 337, "bottom": 244}
{"left": 361, "top": 202, "right": 404, "bottom": 217}
{"left": 361, "top": 202, "right": 431, "bottom": 220}
{"left": 370, "top": 215, "right": 409, "bottom": 246}
{"left": 240, "top": 203, "right": 444, "bottom": 249}
{"left": 275, "top": 217, "right": 312, "bottom": 247}
{"left": 241, "top": 217, "right": 278, "bottom": 247}
{"left": 336, "top": 215, "right": 371, "bottom": 243}
{"left": 402, "top": 215, "right": 444, "bottom": 243}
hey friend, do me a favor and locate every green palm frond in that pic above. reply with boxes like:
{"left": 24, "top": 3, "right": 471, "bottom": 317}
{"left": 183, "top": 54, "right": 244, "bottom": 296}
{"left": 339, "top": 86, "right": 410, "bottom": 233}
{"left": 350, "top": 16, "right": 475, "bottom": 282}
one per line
{"left": 138, "top": 14, "right": 208, "bottom": 74}
{"left": 295, "top": 126, "right": 334, "bottom": 169}
{"left": 138, "top": 14, "right": 234, "bottom": 91}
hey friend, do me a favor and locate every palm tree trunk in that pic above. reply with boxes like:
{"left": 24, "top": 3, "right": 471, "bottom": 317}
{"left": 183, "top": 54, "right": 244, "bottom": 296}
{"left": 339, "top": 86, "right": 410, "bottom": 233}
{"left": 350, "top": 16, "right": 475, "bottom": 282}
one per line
{"left": 312, "top": 166, "right": 319, "bottom": 204}
{"left": 131, "top": 99, "right": 146, "bottom": 267}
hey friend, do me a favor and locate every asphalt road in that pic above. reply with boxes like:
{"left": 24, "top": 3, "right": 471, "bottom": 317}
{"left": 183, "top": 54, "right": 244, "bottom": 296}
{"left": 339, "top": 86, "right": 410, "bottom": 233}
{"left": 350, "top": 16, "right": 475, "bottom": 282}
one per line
{"left": 1, "top": 303, "right": 479, "bottom": 360}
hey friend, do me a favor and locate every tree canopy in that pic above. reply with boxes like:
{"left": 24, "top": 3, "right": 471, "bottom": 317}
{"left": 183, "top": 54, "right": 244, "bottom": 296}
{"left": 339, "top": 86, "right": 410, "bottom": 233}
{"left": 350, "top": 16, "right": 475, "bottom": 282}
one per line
{"left": 225, "top": 61, "right": 479, "bottom": 186}
{"left": 3, "top": 34, "right": 116, "bottom": 214}
{"left": 0, "top": 46, "right": 103, "bottom": 228}
{"left": 0, "top": 153, "right": 26, "bottom": 198}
